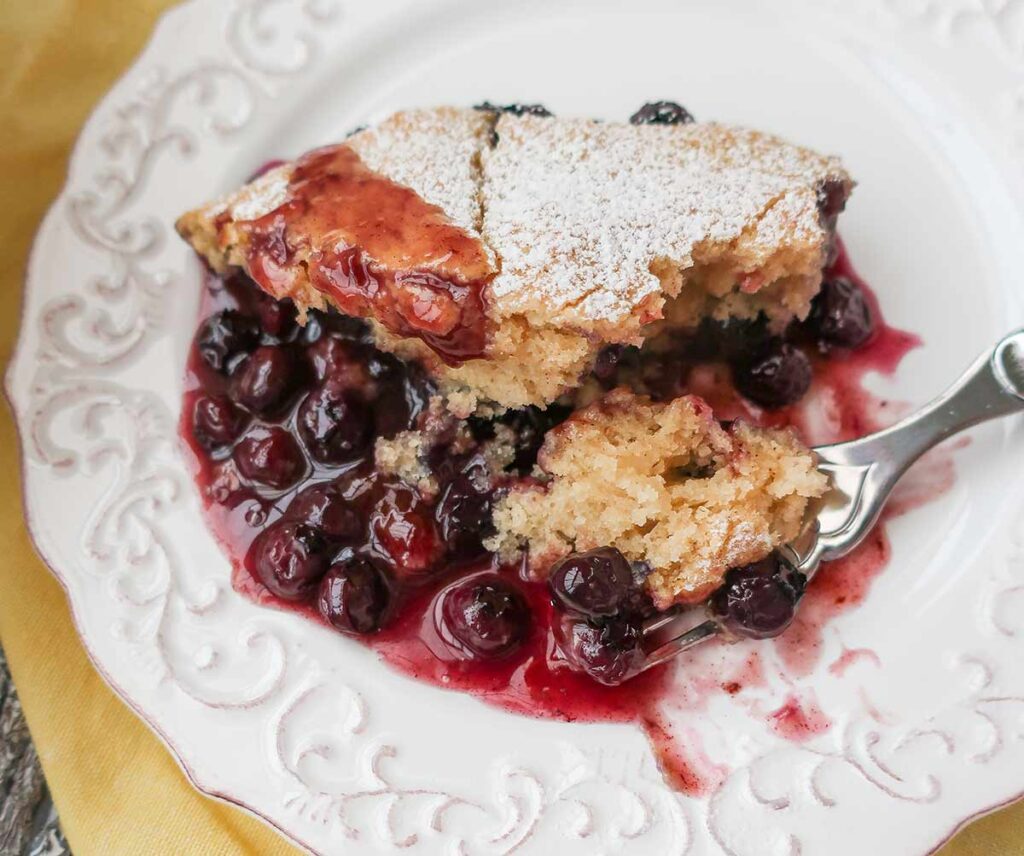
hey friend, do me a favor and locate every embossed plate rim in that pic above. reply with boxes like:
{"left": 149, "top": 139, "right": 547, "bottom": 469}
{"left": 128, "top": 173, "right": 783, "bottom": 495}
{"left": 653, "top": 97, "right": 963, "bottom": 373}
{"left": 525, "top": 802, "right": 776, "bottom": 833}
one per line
{"left": 7, "top": 0, "right": 1024, "bottom": 854}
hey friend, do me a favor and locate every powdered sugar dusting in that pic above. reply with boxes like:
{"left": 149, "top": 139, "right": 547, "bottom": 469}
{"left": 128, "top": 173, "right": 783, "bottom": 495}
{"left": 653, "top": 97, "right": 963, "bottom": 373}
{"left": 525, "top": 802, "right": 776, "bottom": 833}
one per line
{"left": 348, "top": 107, "right": 491, "bottom": 238}
{"left": 177, "top": 107, "right": 852, "bottom": 408}
{"left": 482, "top": 116, "right": 847, "bottom": 332}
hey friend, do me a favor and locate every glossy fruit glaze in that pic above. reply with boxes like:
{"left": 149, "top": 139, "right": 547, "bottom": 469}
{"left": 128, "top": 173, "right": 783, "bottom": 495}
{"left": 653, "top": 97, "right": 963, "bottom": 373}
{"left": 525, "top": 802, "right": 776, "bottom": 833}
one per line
{"left": 181, "top": 234, "right": 929, "bottom": 793}
{"left": 229, "top": 145, "right": 496, "bottom": 364}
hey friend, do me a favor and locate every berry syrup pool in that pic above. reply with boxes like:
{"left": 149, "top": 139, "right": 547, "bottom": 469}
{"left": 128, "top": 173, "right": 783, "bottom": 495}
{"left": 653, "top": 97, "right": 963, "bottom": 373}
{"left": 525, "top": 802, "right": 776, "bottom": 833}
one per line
{"left": 180, "top": 240, "right": 931, "bottom": 795}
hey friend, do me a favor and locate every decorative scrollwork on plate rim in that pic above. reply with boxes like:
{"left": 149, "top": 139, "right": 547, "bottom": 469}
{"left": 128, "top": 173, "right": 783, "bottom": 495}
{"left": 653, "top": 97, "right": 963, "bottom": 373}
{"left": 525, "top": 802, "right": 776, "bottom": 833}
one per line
{"left": 7, "top": 1, "right": 1024, "bottom": 854}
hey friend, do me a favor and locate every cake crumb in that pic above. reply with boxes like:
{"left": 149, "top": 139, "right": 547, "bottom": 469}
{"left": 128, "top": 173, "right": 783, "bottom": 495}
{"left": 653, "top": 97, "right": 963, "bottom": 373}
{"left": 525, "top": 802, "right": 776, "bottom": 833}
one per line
{"left": 374, "top": 431, "right": 437, "bottom": 495}
{"left": 487, "top": 389, "right": 828, "bottom": 607}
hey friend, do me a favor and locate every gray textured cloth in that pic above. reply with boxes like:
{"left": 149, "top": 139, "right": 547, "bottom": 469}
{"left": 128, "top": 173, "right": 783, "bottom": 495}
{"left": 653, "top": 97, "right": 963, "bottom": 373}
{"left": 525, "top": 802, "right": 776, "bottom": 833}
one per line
{"left": 0, "top": 648, "right": 69, "bottom": 855}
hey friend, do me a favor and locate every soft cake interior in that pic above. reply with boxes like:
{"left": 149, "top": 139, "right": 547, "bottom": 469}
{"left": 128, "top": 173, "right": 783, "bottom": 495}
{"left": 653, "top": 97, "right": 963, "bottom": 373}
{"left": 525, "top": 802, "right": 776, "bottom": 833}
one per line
{"left": 176, "top": 107, "right": 849, "bottom": 414}
{"left": 485, "top": 389, "right": 828, "bottom": 607}
{"left": 176, "top": 105, "right": 842, "bottom": 611}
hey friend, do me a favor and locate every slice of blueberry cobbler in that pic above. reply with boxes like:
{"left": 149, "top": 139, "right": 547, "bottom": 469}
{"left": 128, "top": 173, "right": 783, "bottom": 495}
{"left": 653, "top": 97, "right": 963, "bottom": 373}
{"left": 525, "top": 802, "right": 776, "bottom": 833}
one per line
{"left": 177, "top": 101, "right": 899, "bottom": 703}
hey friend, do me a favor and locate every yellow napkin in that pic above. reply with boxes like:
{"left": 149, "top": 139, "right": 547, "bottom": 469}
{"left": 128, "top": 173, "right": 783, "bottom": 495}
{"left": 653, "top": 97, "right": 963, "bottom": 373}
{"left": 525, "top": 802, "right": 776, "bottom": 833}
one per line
{"left": 0, "top": 2, "right": 1019, "bottom": 854}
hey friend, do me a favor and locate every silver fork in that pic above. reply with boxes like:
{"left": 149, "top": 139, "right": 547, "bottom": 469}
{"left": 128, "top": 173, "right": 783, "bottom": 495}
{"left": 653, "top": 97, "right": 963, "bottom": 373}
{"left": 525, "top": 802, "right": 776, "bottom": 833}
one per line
{"left": 641, "top": 328, "right": 1024, "bottom": 669}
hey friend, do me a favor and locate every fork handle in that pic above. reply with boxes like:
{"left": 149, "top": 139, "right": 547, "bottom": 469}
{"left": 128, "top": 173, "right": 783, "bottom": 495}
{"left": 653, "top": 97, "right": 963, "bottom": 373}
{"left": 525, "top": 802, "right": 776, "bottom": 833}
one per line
{"left": 641, "top": 330, "right": 1024, "bottom": 670}
{"left": 804, "top": 329, "right": 1024, "bottom": 566}
{"left": 823, "top": 329, "right": 1024, "bottom": 470}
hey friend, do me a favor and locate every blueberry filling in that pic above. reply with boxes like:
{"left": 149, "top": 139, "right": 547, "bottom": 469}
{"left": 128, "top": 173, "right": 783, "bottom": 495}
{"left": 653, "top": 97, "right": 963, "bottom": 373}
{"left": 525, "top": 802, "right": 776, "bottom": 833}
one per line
{"left": 439, "top": 574, "right": 531, "bottom": 659}
{"left": 318, "top": 556, "right": 391, "bottom": 635}
{"left": 474, "top": 101, "right": 553, "bottom": 118}
{"left": 629, "top": 100, "right": 695, "bottom": 126}
{"left": 184, "top": 180, "right": 877, "bottom": 684}
{"left": 805, "top": 276, "right": 874, "bottom": 350}
{"left": 547, "top": 547, "right": 655, "bottom": 685}
{"left": 731, "top": 341, "right": 813, "bottom": 410}
{"left": 709, "top": 554, "right": 806, "bottom": 639}
{"left": 195, "top": 309, "right": 259, "bottom": 375}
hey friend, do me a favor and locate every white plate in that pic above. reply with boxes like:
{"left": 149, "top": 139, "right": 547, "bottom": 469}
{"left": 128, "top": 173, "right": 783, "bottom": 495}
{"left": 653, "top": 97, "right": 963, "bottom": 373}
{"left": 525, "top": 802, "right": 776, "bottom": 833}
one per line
{"left": 8, "top": 0, "right": 1024, "bottom": 853}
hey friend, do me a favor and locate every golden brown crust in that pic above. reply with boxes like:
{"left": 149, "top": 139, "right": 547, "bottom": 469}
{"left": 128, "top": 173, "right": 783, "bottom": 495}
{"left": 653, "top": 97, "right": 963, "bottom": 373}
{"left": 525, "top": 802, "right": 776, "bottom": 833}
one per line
{"left": 176, "top": 107, "right": 850, "bottom": 412}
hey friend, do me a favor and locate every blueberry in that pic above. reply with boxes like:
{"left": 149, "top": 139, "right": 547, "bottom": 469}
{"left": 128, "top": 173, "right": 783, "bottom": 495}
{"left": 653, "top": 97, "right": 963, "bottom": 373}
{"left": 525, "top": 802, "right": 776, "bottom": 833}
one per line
{"left": 806, "top": 277, "right": 874, "bottom": 350}
{"left": 248, "top": 521, "right": 330, "bottom": 600}
{"left": 300, "top": 312, "right": 325, "bottom": 346}
{"left": 549, "top": 547, "right": 635, "bottom": 618}
{"left": 305, "top": 335, "right": 365, "bottom": 385}
{"left": 629, "top": 101, "right": 695, "bottom": 126}
{"left": 709, "top": 554, "right": 806, "bottom": 639}
{"left": 318, "top": 556, "right": 390, "bottom": 634}
{"left": 254, "top": 297, "right": 299, "bottom": 342}
{"left": 561, "top": 614, "right": 645, "bottom": 686}
{"left": 286, "top": 482, "right": 362, "bottom": 540}
{"left": 439, "top": 575, "right": 531, "bottom": 659}
{"left": 816, "top": 178, "right": 848, "bottom": 226}
{"left": 732, "top": 341, "right": 812, "bottom": 409}
{"left": 638, "top": 351, "right": 691, "bottom": 401}
{"left": 685, "top": 316, "right": 773, "bottom": 363}
{"left": 233, "top": 427, "right": 307, "bottom": 489}
{"left": 296, "top": 383, "right": 373, "bottom": 465}
{"left": 195, "top": 310, "right": 259, "bottom": 374}
{"left": 230, "top": 345, "right": 302, "bottom": 416}
{"left": 475, "top": 101, "right": 553, "bottom": 118}
{"left": 367, "top": 482, "right": 443, "bottom": 575}
{"left": 373, "top": 361, "right": 434, "bottom": 438}
{"left": 191, "top": 395, "right": 247, "bottom": 452}
{"left": 592, "top": 345, "right": 641, "bottom": 387}
{"left": 472, "top": 403, "right": 572, "bottom": 474}
{"left": 435, "top": 468, "right": 494, "bottom": 561}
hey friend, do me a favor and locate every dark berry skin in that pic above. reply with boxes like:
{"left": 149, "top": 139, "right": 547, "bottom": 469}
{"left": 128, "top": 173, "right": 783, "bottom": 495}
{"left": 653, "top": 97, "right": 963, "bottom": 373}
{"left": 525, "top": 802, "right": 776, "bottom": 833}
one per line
{"left": 305, "top": 335, "right": 369, "bottom": 386}
{"left": 475, "top": 101, "right": 553, "bottom": 117}
{"left": 816, "top": 177, "right": 848, "bottom": 225}
{"left": 191, "top": 395, "right": 247, "bottom": 452}
{"left": 732, "top": 341, "right": 812, "bottom": 409}
{"left": 709, "top": 555, "right": 806, "bottom": 639}
{"left": 684, "top": 316, "right": 773, "bottom": 363}
{"left": 318, "top": 310, "right": 372, "bottom": 341}
{"left": 439, "top": 575, "right": 531, "bottom": 659}
{"left": 470, "top": 403, "right": 573, "bottom": 474}
{"left": 233, "top": 427, "right": 307, "bottom": 489}
{"left": 299, "top": 312, "right": 325, "bottom": 347}
{"left": 318, "top": 557, "right": 390, "bottom": 635}
{"left": 255, "top": 297, "right": 299, "bottom": 342}
{"left": 230, "top": 345, "right": 302, "bottom": 416}
{"left": 296, "top": 383, "right": 373, "bottom": 465}
{"left": 638, "top": 351, "right": 691, "bottom": 401}
{"left": 434, "top": 467, "right": 494, "bottom": 561}
{"left": 560, "top": 614, "right": 645, "bottom": 686}
{"left": 549, "top": 547, "right": 635, "bottom": 619}
{"left": 373, "top": 361, "right": 435, "bottom": 438}
{"left": 286, "top": 482, "right": 362, "bottom": 540}
{"left": 629, "top": 101, "right": 695, "bottom": 126}
{"left": 816, "top": 179, "right": 848, "bottom": 266}
{"left": 248, "top": 521, "right": 330, "bottom": 600}
{"left": 195, "top": 310, "right": 259, "bottom": 374}
{"left": 806, "top": 277, "right": 874, "bottom": 350}
{"left": 367, "top": 482, "right": 443, "bottom": 575}
{"left": 592, "top": 345, "right": 641, "bottom": 388}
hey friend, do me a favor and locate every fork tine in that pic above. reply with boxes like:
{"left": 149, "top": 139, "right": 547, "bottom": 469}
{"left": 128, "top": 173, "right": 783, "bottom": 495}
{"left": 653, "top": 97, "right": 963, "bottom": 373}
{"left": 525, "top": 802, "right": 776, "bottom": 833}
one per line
{"left": 641, "top": 618, "right": 720, "bottom": 671}
{"left": 633, "top": 330, "right": 1024, "bottom": 676}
